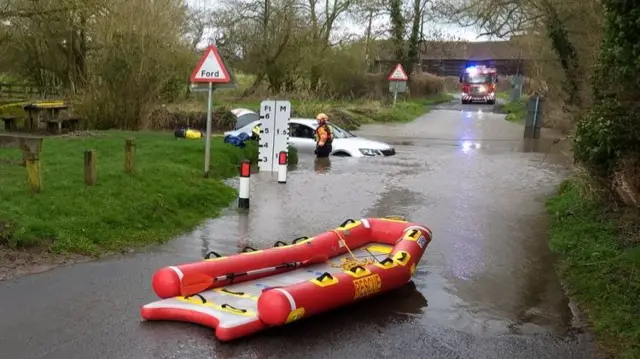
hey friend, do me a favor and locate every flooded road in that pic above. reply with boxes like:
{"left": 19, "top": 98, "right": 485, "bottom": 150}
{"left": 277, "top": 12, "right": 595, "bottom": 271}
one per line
{"left": 0, "top": 103, "right": 595, "bottom": 359}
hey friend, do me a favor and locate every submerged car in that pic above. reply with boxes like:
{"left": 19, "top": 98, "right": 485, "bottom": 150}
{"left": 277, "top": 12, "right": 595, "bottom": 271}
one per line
{"left": 225, "top": 108, "right": 396, "bottom": 157}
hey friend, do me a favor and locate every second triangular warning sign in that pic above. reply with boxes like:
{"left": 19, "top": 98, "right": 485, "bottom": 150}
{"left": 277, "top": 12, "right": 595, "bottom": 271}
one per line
{"left": 388, "top": 63, "right": 409, "bottom": 81}
{"left": 190, "top": 45, "right": 232, "bottom": 83}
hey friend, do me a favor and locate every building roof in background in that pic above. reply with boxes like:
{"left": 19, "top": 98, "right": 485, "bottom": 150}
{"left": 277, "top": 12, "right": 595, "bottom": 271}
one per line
{"left": 376, "top": 39, "right": 535, "bottom": 61}
{"left": 420, "top": 40, "right": 533, "bottom": 60}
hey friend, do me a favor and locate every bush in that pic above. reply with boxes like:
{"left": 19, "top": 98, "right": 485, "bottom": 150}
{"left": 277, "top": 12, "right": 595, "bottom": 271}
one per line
{"left": 293, "top": 99, "right": 432, "bottom": 129}
{"left": 287, "top": 145, "right": 298, "bottom": 165}
{"left": 147, "top": 106, "right": 237, "bottom": 132}
{"left": 573, "top": 0, "right": 640, "bottom": 181}
{"left": 547, "top": 179, "right": 640, "bottom": 358}
{"left": 318, "top": 44, "right": 370, "bottom": 98}
{"left": 442, "top": 76, "right": 460, "bottom": 93}
{"left": 362, "top": 73, "right": 445, "bottom": 100}
{"left": 408, "top": 73, "right": 445, "bottom": 97}
{"left": 363, "top": 74, "right": 388, "bottom": 99}
{"left": 292, "top": 101, "right": 376, "bottom": 130}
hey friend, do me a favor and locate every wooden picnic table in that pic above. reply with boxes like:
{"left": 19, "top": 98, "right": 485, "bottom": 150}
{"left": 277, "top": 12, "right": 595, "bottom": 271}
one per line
{"left": 21, "top": 101, "right": 82, "bottom": 134}
{"left": 2, "top": 115, "right": 18, "bottom": 131}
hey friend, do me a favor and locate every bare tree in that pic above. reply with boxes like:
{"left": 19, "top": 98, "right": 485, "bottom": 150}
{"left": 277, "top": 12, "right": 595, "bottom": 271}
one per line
{"left": 432, "top": 0, "right": 603, "bottom": 108}
{"left": 431, "top": 0, "right": 539, "bottom": 38}
{"left": 350, "top": 0, "right": 386, "bottom": 65}
{"left": 212, "top": 0, "right": 303, "bottom": 94}
{"left": 301, "top": 0, "right": 355, "bottom": 90}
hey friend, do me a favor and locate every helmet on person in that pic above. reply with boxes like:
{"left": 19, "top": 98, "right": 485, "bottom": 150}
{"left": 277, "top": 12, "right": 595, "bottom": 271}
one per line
{"left": 316, "top": 113, "right": 328, "bottom": 124}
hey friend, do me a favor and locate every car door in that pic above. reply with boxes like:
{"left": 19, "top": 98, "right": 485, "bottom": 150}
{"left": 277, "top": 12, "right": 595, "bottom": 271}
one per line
{"left": 288, "top": 123, "right": 316, "bottom": 153}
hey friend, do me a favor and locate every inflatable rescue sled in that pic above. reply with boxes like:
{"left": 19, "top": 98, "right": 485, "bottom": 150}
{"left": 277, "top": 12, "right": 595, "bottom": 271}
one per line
{"left": 141, "top": 217, "right": 432, "bottom": 341}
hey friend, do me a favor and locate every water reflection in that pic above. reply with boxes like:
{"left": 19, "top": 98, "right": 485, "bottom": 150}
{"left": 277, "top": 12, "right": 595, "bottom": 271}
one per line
{"left": 266, "top": 281, "right": 426, "bottom": 336}
{"left": 364, "top": 186, "right": 424, "bottom": 219}
{"left": 461, "top": 140, "right": 482, "bottom": 152}
{"left": 314, "top": 157, "right": 331, "bottom": 173}
{"left": 199, "top": 229, "right": 210, "bottom": 259}
{"left": 522, "top": 138, "right": 544, "bottom": 153}
{"left": 236, "top": 211, "right": 251, "bottom": 250}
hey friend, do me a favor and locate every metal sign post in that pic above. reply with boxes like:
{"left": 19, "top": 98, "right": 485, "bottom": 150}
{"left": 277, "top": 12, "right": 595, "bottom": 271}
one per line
{"left": 393, "top": 82, "right": 398, "bottom": 107}
{"left": 524, "top": 94, "right": 543, "bottom": 139}
{"left": 204, "top": 83, "right": 214, "bottom": 177}
{"left": 189, "top": 45, "right": 237, "bottom": 178}
{"left": 387, "top": 63, "right": 409, "bottom": 107}
{"left": 511, "top": 75, "right": 524, "bottom": 102}
{"left": 389, "top": 81, "right": 407, "bottom": 107}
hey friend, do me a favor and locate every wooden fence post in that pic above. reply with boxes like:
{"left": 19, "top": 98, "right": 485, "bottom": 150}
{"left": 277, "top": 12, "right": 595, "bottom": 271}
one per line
{"left": 24, "top": 150, "right": 42, "bottom": 193}
{"left": 84, "top": 150, "right": 97, "bottom": 185}
{"left": 124, "top": 138, "right": 136, "bottom": 174}
{"left": 0, "top": 134, "right": 43, "bottom": 192}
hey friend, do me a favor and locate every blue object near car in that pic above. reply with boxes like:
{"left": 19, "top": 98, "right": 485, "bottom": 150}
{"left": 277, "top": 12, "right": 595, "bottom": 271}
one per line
{"left": 224, "top": 132, "right": 251, "bottom": 148}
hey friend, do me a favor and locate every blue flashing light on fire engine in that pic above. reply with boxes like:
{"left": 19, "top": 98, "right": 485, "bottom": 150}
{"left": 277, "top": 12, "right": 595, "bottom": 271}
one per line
{"left": 465, "top": 66, "right": 478, "bottom": 74}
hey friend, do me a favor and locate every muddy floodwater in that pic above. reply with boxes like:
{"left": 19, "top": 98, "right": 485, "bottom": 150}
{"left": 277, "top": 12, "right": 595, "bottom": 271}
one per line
{"left": 0, "top": 102, "right": 596, "bottom": 359}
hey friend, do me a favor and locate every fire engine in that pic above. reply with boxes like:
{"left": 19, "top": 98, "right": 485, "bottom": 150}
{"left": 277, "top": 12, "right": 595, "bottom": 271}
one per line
{"left": 459, "top": 65, "right": 498, "bottom": 105}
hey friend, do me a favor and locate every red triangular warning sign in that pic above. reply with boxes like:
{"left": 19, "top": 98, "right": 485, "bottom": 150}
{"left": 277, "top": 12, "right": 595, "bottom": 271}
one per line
{"left": 387, "top": 63, "right": 409, "bottom": 81}
{"left": 190, "top": 45, "right": 231, "bottom": 83}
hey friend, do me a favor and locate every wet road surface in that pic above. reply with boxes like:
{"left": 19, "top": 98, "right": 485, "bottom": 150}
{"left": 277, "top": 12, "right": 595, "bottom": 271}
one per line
{"left": 0, "top": 102, "right": 596, "bottom": 359}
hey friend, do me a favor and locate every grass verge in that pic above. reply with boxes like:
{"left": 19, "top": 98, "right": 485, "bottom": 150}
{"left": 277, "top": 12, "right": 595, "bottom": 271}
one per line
{"left": 163, "top": 93, "right": 454, "bottom": 131}
{"left": 496, "top": 96, "right": 529, "bottom": 123}
{"left": 497, "top": 91, "right": 510, "bottom": 100}
{"left": 546, "top": 178, "right": 640, "bottom": 358}
{"left": 0, "top": 131, "right": 295, "bottom": 255}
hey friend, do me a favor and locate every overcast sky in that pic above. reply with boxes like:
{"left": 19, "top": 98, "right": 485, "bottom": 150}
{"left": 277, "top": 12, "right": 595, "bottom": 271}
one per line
{"left": 342, "top": 20, "right": 491, "bottom": 42}
{"left": 187, "top": 0, "right": 492, "bottom": 43}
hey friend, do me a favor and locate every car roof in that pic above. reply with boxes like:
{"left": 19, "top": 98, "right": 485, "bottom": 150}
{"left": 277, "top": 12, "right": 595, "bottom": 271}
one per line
{"left": 231, "top": 108, "right": 257, "bottom": 117}
{"left": 291, "top": 118, "right": 318, "bottom": 126}
{"left": 230, "top": 108, "right": 318, "bottom": 127}
{"left": 252, "top": 118, "right": 317, "bottom": 127}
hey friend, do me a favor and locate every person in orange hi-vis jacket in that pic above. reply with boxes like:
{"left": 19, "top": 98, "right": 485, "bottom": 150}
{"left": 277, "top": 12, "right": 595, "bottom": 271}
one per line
{"left": 314, "top": 113, "right": 334, "bottom": 158}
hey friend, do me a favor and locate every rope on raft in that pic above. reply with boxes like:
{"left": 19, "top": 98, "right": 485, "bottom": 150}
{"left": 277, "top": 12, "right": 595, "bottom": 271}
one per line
{"left": 328, "top": 230, "right": 376, "bottom": 270}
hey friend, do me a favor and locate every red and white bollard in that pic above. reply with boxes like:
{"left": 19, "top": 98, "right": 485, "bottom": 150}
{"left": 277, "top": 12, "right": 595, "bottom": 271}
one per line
{"left": 277, "top": 151, "right": 287, "bottom": 184}
{"left": 238, "top": 160, "right": 251, "bottom": 209}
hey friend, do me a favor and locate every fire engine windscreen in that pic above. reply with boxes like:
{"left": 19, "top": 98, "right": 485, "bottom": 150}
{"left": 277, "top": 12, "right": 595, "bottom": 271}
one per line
{"left": 463, "top": 66, "right": 497, "bottom": 84}
{"left": 462, "top": 73, "right": 495, "bottom": 84}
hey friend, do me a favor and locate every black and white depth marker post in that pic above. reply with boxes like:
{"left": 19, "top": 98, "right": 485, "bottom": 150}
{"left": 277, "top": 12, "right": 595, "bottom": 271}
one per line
{"left": 238, "top": 160, "right": 251, "bottom": 209}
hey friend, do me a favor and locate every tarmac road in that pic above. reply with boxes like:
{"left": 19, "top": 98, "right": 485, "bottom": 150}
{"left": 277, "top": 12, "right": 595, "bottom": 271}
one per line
{"left": 0, "top": 102, "right": 597, "bottom": 359}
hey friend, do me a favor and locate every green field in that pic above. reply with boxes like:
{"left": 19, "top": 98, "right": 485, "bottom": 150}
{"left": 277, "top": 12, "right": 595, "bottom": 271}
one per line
{"left": 0, "top": 131, "right": 277, "bottom": 254}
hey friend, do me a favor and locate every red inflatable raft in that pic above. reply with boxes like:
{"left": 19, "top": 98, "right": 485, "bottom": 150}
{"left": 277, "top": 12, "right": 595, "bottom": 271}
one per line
{"left": 141, "top": 217, "right": 432, "bottom": 341}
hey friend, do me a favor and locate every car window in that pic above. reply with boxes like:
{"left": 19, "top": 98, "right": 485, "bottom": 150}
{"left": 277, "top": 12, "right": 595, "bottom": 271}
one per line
{"left": 327, "top": 123, "right": 355, "bottom": 139}
{"left": 236, "top": 113, "right": 260, "bottom": 130}
{"left": 289, "top": 123, "right": 315, "bottom": 139}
